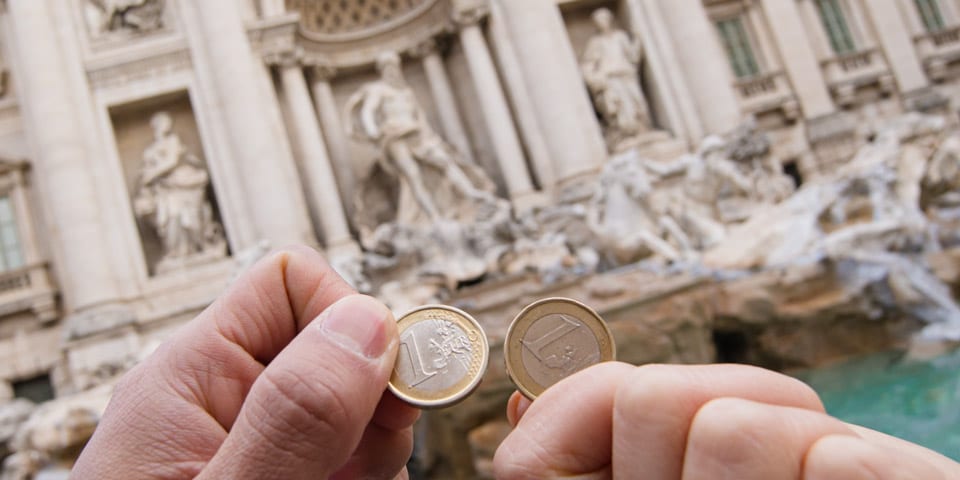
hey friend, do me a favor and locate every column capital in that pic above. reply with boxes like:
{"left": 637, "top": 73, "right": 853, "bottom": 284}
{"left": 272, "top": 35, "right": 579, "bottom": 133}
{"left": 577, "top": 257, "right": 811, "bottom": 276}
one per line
{"left": 408, "top": 37, "right": 438, "bottom": 59}
{"left": 307, "top": 60, "right": 337, "bottom": 81}
{"left": 263, "top": 47, "right": 303, "bottom": 69}
{"left": 452, "top": 2, "right": 489, "bottom": 28}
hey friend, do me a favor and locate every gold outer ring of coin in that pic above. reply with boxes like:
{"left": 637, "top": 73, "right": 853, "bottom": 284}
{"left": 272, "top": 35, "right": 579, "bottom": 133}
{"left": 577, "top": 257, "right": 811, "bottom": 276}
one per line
{"left": 505, "top": 297, "right": 616, "bottom": 400}
{"left": 388, "top": 304, "right": 489, "bottom": 409}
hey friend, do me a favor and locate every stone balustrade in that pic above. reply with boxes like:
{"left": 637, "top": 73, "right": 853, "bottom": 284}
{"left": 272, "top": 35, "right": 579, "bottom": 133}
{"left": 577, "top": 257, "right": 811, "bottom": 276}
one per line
{"left": 821, "top": 48, "right": 894, "bottom": 106}
{"left": 914, "top": 25, "right": 960, "bottom": 81}
{"left": 0, "top": 263, "right": 57, "bottom": 324}
{"left": 734, "top": 70, "right": 800, "bottom": 122}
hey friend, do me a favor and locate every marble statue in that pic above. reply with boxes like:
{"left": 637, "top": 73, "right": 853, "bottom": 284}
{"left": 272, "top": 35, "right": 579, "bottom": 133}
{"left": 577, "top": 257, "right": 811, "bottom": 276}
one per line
{"left": 87, "top": 0, "right": 164, "bottom": 34}
{"left": 702, "top": 113, "right": 960, "bottom": 341}
{"left": 346, "top": 52, "right": 497, "bottom": 225}
{"left": 581, "top": 8, "right": 651, "bottom": 152}
{"left": 345, "top": 52, "right": 518, "bottom": 306}
{"left": 648, "top": 136, "right": 753, "bottom": 248}
{"left": 924, "top": 133, "right": 960, "bottom": 248}
{"left": 587, "top": 151, "right": 691, "bottom": 265}
{"left": 133, "top": 111, "right": 226, "bottom": 271}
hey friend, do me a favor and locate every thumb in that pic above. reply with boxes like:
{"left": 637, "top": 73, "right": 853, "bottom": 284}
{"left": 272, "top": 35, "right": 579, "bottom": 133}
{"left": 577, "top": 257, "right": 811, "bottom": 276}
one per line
{"left": 197, "top": 294, "right": 399, "bottom": 480}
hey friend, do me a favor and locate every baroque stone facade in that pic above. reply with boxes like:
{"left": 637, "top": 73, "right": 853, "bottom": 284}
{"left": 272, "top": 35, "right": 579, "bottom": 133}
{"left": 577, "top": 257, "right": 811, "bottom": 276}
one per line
{"left": 0, "top": 0, "right": 959, "bottom": 478}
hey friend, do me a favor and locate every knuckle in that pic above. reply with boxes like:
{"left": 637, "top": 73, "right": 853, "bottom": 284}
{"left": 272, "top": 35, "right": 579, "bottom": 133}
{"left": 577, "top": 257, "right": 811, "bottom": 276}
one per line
{"left": 688, "top": 397, "right": 767, "bottom": 462}
{"left": 615, "top": 364, "right": 684, "bottom": 412}
{"left": 493, "top": 427, "right": 560, "bottom": 480}
{"left": 253, "top": 366, "right": 355, "bottom": 446}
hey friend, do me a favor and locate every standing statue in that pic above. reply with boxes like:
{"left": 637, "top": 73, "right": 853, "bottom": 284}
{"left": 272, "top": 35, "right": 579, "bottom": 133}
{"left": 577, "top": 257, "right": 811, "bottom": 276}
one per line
{"left": 345, "top": 52, "right": 496, "bottom": 225}
{"left": 133, "top": 111, "right": 225, "bottom": 270}
{"left": 581, "top": 8, "right": 652, "bottom": 151}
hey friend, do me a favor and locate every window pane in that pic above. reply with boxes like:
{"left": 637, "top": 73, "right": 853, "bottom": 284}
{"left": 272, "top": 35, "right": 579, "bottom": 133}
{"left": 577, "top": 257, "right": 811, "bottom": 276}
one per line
{"left": 916, "top": 0, "right": 946, "bottom": 32}
{"left": 0, "top": 195, "right": 23, "bottom": 272}
{"left": 717, "top": 16, "right": 760, "bottom": 78}
{"left": 0, "top": 197, "right": 13, "bottom": 224}
{"left": 816, "top": 0, "right": 857, "bottom": 55}
{"left": 5, "top": 248, "right": 22, "bottom": 269}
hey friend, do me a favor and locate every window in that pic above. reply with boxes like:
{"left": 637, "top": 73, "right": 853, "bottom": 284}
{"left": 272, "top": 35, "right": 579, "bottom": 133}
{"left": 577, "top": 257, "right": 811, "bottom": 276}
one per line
{"left": 916, "top": 0, "right": 946, "bottom": 32}
{"left": 0, "top": 195, "right": 24, "bottom": 272}
{"left": 815, "top": 0, "right": 857, "bottom": 55}
{"left": 717, "top": 16, "right": 761, "bottom": 78}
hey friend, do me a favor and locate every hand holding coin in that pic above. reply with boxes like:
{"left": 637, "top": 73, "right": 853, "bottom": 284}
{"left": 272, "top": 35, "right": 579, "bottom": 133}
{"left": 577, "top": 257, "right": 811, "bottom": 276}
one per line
{"left": 505, "top": 297, "right": 616, "bottom": 399}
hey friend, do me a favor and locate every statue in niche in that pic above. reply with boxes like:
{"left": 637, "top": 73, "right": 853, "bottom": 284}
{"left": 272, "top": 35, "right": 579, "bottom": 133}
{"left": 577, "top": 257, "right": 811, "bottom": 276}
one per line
{"left": 581, "top": 8, "right": 652, "bottom": 152}
{"left": 87, "top": 0, "right": 165, "bottom": 35}
{"left": 346, "top": 51, "right": 499, "bottom": 226}
{"left": 133, "top": 111, "right": 226, "bottom": 272}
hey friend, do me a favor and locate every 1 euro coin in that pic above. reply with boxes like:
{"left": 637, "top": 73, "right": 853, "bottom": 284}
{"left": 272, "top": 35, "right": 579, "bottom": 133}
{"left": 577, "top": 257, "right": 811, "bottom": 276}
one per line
{"left": 505, "top": 297, "right": 615, "bottom": 399}
{"left": 388, "top": 305, "right": 489, "bottom": 408}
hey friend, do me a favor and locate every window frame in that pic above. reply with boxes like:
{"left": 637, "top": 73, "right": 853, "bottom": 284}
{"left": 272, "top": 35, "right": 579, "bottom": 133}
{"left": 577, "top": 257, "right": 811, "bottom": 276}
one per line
{"left": 815, "top": 0, "right": 858, "bottom": 55}
{"left": 916, "top": 0, "right": 947, "bottom": 32}
{"left": 715, "top": 12, "right": 763, "bottom": 79}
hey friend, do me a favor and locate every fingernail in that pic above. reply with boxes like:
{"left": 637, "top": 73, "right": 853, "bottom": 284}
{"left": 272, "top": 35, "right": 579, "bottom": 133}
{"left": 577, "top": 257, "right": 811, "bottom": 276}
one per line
{"left": 319, "top": 295, "right": 392, "bottom": 359}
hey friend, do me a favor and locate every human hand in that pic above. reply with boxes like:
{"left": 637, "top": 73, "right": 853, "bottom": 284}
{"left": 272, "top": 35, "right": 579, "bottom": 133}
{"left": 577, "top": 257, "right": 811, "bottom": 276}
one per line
{"left": 494, "top": 363, "right": 959, "bottom": 479}
{"left": 73, "top": 246, "right": 419, "bottom": 479}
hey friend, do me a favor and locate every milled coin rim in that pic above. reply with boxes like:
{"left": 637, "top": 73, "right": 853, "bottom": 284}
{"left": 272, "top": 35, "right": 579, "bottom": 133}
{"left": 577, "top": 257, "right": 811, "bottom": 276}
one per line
{"left": 505, "top": 297, "right": 616, "bottom": 400}
{"left": 388, "top": 304, "right": 489, "bottom": 409}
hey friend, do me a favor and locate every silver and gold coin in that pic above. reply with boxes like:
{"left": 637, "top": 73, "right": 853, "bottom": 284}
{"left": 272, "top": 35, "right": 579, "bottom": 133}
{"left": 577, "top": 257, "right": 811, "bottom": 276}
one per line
{"left": 388, "top": 305, "right": 489, "bottom": 408}
{"left": 505, "top": 297, "right": 615, "bottom": 399}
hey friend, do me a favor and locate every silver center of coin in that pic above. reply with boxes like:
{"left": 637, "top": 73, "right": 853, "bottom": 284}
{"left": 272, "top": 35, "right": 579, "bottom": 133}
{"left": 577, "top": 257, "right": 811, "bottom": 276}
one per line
{"left": 394, "top": 318, "right": 473, "bottom": 392}
{"left": 520, "top": 313, "right": 601, "bottom": 388}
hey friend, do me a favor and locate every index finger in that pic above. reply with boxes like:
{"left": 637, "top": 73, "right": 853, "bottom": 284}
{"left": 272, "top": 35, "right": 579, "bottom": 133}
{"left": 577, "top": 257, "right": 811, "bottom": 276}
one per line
{"left": 156, "top": 245, "right": 357, "bottom": 428}
{"left": 494, "top": 363, "right": 825, "bottom": 479}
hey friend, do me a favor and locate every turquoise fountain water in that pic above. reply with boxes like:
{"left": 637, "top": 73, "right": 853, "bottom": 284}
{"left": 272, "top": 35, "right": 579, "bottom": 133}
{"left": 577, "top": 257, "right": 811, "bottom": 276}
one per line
{"left": 794, "top": 347, "right": 960, "bottom": 461}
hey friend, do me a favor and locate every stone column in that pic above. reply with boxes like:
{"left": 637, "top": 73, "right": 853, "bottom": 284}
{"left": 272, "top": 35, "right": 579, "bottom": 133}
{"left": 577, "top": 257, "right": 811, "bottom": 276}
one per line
{"left": 657, "top": 0, "right": 742, "bottom": 135}
{"left": 184, "top": 0, "right": 315, "bottom": 249}
{"left": 454, "top": 7, "right": 536, "bottom": 202}
{"left": 6, "top": 0, "right": 122, "bottom": 311}
{"left": 310, "top": 64, "right": 355, "bottom": 219}
{"left": 274, "top": 53, "right": 355, "bottom": 252}
{"left": 760, "top": 0, "right": 836, "bottom": 118}
{"left": 491, "top": 0, "right": 607, "bottom": 184}
{"left": 863, "top": 0, "right": 929, "bottom": 93}
{"left": 488, "top": 1, "right": 556, "bottom": 189}
{"left": 411, "top": 39, "right": 475, "bottom": 164}
{"left": 622, "top": 0, "right": 704, "bottom": 145}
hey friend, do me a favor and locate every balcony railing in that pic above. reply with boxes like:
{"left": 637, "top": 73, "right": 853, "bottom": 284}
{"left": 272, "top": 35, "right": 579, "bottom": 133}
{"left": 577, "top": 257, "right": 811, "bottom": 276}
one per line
{"left": 914, "top": 25, "right": 960, "bottom": 81}
{"left": 733, "top": 70, "right": 799, "bottom": 120}
{"left": 0, "top": 262, "right": 57, "bottom": 322}
{"left": 821, "top": 48, "right": 893, "bottom": 106}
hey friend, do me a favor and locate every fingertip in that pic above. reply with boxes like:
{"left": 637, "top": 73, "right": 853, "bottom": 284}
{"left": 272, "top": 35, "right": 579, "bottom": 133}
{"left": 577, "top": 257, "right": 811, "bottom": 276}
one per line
{"left": 507, "top": 391, "right": 531, "bottom": 427}
{"left": 318, "top": 294, "right": 396, "bottom": 360}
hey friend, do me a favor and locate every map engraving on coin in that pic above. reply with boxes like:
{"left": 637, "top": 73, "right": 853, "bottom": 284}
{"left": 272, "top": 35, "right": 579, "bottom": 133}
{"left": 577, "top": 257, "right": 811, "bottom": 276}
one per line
{"left": 389, "top": 305, "right": 489, "bottom": 408}
{"left": 506, "top": 298, "right": 615, "bottom": 399}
